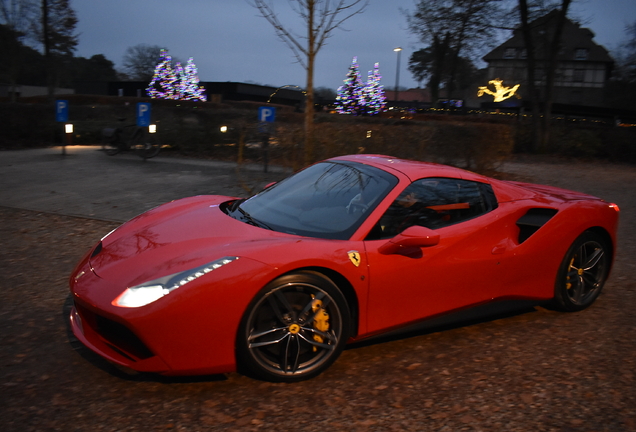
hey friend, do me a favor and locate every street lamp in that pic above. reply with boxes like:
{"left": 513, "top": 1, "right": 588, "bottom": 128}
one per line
{"left": 393, "top": 47, "right": 403, "bottom": 103}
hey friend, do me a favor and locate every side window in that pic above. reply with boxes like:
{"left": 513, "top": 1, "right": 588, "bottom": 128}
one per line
{"left": 368, "top": 177, "right": 496, "bottom": 239}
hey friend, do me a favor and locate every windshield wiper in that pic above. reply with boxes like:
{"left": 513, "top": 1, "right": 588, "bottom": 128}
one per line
{"left": 234, "top": 206, "right": 273, "bottom": 230}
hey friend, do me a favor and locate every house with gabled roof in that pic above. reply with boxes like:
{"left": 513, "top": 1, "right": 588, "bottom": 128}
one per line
{"left": 482, "top": 11, "right": 614, "bottom": 107}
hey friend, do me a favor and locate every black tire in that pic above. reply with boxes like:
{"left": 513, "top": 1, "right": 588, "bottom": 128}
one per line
{"left": 132, "top": 131, "right": 160, "bottom": 159}
{"left": 236, "top": 271, "right": 350, "bottom": 382}
{"left": 102, "top": 134, "right": 122, "bottom": 156}
{"left": 553, "top": 231, "right": 610, "bottom": 312}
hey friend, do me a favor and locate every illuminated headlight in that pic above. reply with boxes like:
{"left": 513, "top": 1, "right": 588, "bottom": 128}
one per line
{"left": 112, "top": 257, "right": 239, "bottom": 308}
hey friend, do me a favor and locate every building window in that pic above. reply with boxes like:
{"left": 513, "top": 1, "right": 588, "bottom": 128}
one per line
{"left": 520, "top": 49, "right": 527, "bottom": 59}
{"left": 573, "top": 69, "right": 585, "bottom": 82}
{"left": 504, "top": 48, "right": 516, "bottom": 59}
{"left": 575, "top": 48, "right": 588, "bottom": 60}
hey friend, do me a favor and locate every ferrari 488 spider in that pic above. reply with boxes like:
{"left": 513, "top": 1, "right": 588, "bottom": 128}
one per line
{"left": 69, "top": 155, "right": 619, "bottom": 382}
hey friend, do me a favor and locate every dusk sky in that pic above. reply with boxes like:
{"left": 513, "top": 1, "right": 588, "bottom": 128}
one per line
{"left": 71, "top": 0, "right": 636, "bottom": 91}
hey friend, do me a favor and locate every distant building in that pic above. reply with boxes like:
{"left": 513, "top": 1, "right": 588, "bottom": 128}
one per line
{"left": 0, "top": 84, "right": 75, "bottom": 98}
{"left": 84, "top": 81, "right": 305, "bottom": 107}
{"left": 385, "top": 88, "right": 432, "bottom": 109}
{"left": 482, "top": 11, "right": 614, "bottom": 107}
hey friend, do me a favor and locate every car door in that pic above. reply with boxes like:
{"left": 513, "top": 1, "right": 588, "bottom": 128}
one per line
{"left": 362, "top": 177, "right": 512, "bottom": 334}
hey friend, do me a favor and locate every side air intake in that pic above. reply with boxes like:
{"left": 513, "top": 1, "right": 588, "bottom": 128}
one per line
{"left": 516, "top": 208, "right": 558, "bottom": 243}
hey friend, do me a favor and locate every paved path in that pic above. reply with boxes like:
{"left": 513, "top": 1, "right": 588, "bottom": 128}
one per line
{"left": 0, "top": 146, "right": 291, "bottom": 222}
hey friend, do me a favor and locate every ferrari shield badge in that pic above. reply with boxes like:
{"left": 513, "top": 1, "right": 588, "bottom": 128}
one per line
{"left": 348, "top": 251, "right": 361, "bottom": 267}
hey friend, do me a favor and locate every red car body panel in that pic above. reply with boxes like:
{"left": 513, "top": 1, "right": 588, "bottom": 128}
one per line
{"left": 69, "top": 155, "right": 619, "bottom": 376}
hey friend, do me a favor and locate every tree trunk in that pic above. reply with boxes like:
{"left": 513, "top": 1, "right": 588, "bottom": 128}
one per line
{"left": 430, "top": 34, "right": 449, "bottom": 108}
{"left": 539, "top": 0, "right": 571, "bottom": 151}
{"left": 41, "top": 0, "right": 54, "bottom": 100}
{"left": 304, "top": 0, "right": 316, "bottom": 166}
{"left": 518, "top": 0, "right": 541, "bottom": 152}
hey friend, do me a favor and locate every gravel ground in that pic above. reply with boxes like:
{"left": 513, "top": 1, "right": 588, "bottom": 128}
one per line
{"left": 1, "top": 156, "right": 635, "bottom": 431}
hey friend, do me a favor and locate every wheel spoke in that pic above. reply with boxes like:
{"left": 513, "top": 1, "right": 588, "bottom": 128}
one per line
{"left": 248, "top": 327, "right": 288, "bottom": 348}
{"left": 298, "top": 331, "right": 337, "bottom": 350}
{"left": 571, "top": 276, "right": 585, "bottom": 303}
{"left": 266, "top": 295, "right": 286, "bottom": 323}
{"left": 582, "top": 248, "right": 604, "bottom": 271}
{"left": 301, "top": 292, "right": 333, "bottom": 324}
{"left": 303, "top": 326, "right": 338, "bottom": 344}
{"left": 281, "top": 334, "right": 301, "bottom": 373}
{"left": 298, "top": 291, "right": 325, "bottom": 317}
{"left": 582, "top": 272, "right": 600, "bottom": 287}
{"left": 268, "top": 290, "right": 295, "bottom": 323}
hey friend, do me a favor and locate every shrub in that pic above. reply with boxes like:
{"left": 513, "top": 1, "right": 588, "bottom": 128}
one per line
{"left": 271, "top": 120, "right": 514, "bottom": 173}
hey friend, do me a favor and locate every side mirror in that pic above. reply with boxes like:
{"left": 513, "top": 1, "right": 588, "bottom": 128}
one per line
{"left": 378, "top": 225, "right": 440, "bottom": 255}
{"left": 262, "top": 182, "right": 276, "bottom": 190}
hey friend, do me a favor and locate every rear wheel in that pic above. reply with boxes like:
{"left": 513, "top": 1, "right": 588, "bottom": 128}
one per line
{"left": 553, "top": 231, "right": 610, "bottom": 312}
{"left": 132, "top": 131, "right": 160, "bottom": 159}
{"left": 237, "top": 271, "right": 350, "bottom": 382}
{"left": 102, "top": 130, "right": 122, "bottom": 156}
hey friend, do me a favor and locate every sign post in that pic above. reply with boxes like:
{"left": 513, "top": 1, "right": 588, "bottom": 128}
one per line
{"left": 137, "top": 102, "right": 152, "bottom": 127}
{"left": 56, "top": 100, "right": 69, "bottom": 155}
{"left": 258, "top": 107, "right": 276, "bottom": 173}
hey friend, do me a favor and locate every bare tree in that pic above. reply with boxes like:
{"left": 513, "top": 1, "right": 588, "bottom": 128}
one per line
{"left": 406, "top": 0, "right": 504, "bottom": 106}
{"left": 0, "top": 0, "right": 37, "bottom": 101}
{"left": 612, "top": 21, "right": 636, "bottom": 83}
{"left": 251, "top": 0, "right": 368, "bottom": 164}
{"left": 122, "top": 44, "right": 164, "bottom": 81}
{"left": 0, "top": 0, "right": 36, "bottom": 31}
{"left": 605, "top": 21, "right": 636, "bottom": 109}
{"left": 517, "top": 0, "right": 572, "bottom": 151}
{"left": 35, "top": 0, "right": 78, "bottom": 98}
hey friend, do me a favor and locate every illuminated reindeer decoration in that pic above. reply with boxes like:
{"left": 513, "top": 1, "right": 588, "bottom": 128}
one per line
{"left": 477, "top": 79, "right": 520, "bottom": 102}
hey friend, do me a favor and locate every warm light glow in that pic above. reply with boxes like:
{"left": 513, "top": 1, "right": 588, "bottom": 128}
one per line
{"left": 220, "top": 125, "right": 228, "bottom": 133}
{"left": 477, "top": 79, "right": 520, "bottom": 102}
{"left": 65, "top": 124, "right": 73, "bottom": 134}
{"left": 394, "top": 47, "right": 402, "bottom": 52}
{"left": 113, "top": 257, "right": 239, "bottom": 308}
{"left": 148, "top": 124, "right": 157, "bottom": 134}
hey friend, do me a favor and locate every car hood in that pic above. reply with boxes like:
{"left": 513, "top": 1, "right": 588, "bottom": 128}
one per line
{"left": 89, "top": 195, "right": 296, "bottom": 287}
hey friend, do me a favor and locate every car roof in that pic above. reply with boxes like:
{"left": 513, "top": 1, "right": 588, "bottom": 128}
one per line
{"left": 329, "top": 154, "right": 491, "bottom": 183}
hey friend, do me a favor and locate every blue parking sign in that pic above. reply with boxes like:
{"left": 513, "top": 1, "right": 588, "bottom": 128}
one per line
{"left": 258, "top": 107, "right": 276, "bottom": 123}
{"left": 137, "top": 103, "right": 151, "bottom": 127}
{"left": 56, "top": 100, "right": 68, "bottom": 122}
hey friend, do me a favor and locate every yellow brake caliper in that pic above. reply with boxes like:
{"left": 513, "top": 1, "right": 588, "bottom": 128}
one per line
{"left": 311, "top": 296, "right": 330, "bottom": 352}
{"left": 566, "top": 257, "right": 575, "bottom": 289}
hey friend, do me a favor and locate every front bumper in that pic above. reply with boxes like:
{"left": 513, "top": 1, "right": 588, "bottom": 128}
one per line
{"left": 70, "top": 300, "right": 171, "bottom": 372}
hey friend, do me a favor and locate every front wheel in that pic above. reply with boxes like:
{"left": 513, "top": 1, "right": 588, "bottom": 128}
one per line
{"left": 132, "top": 131, "right": 160, "bottom": 159}
{"left": 102, "top": 129, "right": 122, "bottom": 156}
{"left": 236, "top": 271, "right": 350, "bottom": 382}
{"left": 553, "top": 231, "right": 611, "bottom": 312}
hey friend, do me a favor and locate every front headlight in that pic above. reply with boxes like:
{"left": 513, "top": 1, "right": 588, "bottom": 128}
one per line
{"left": 112, "top": 256, "right": 239, "bottom": 308}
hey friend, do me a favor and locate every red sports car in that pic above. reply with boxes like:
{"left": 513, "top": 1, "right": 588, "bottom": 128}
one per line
{"left": 69, "top": 155, "right": 620, "bottom": 382}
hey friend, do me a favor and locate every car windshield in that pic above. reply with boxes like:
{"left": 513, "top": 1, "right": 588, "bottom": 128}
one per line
{"left": 231, "top": 161, "right": 397, "bottom": 240}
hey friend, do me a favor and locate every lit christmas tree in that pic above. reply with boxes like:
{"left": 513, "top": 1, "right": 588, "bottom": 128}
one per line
{"left": 147, "top": 50, "right": 207, "bottom": 101}
{"left": 362, "top": 63, "right": 386, "bottom": 115}
{"left": 180, "top": 57, "right": 207, "bottom": 101}
{"left": 335, "top": 57, "right": 365, "bottom": 115}
{"left": 146, "top": 49, "right": 179, "bottom": 100}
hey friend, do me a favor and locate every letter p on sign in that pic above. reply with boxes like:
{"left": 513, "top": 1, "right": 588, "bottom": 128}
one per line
{"left": 258, "top": 107, "right": 276, "bottom": 123}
